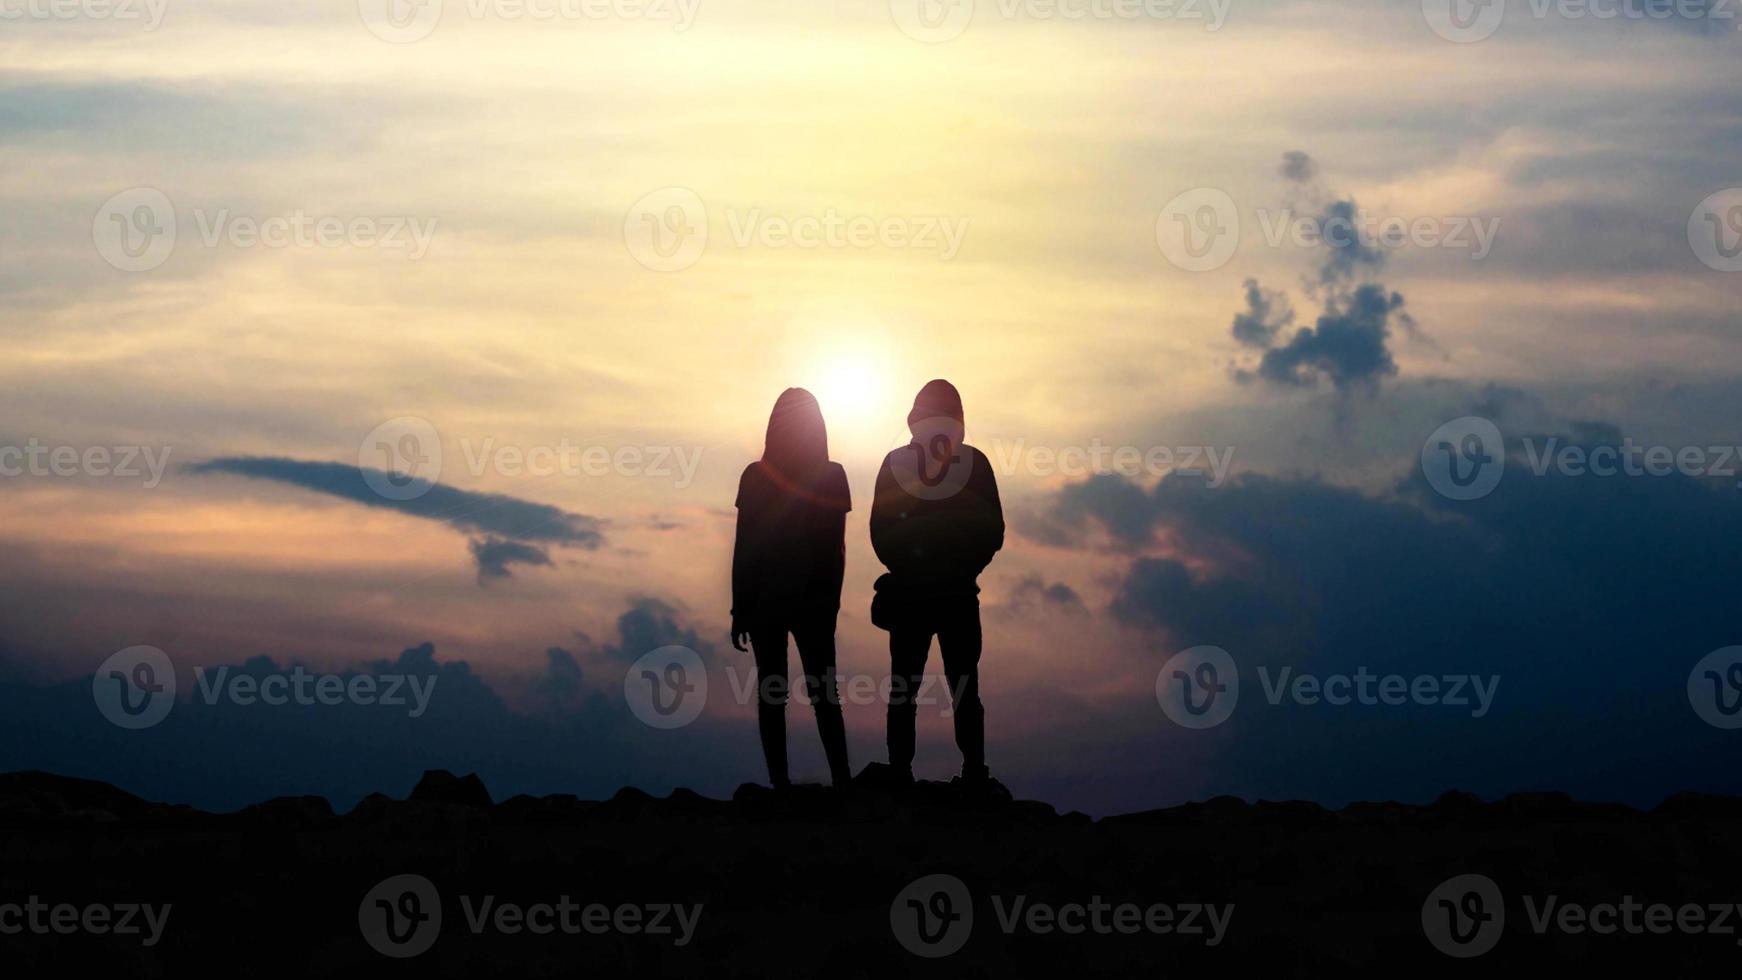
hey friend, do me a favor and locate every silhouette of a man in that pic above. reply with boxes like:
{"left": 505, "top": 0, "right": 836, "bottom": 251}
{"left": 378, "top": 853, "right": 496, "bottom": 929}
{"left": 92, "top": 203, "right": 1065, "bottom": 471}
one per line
{"left": 871, "top": 380, "right": 1004, "bottom": 786}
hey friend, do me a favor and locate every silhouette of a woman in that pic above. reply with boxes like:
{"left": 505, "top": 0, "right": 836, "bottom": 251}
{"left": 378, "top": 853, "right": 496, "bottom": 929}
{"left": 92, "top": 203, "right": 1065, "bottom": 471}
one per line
{"left": 731, "top": 388, "right": 853, "bottom": 788}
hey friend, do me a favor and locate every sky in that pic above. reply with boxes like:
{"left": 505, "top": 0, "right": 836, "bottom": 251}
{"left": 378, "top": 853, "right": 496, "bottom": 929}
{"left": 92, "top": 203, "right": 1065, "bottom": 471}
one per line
{"left": 3, "top": 0, "right": 1742, "bottom": 814}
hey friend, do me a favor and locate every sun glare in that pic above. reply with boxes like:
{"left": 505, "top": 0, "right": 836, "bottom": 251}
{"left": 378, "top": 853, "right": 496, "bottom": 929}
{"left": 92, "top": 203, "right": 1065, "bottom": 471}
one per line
{"left": 814, "top": 354, "right": 889, "bottom": 424}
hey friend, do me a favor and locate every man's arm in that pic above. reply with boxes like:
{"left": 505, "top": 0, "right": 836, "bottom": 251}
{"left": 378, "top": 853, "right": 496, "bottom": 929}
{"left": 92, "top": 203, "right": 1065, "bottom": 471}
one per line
{"left": 970, "top": 448, "right": 1005, "bottom": 568}
{"left": 869, "top": 454, "right": 901, "bottom": 571}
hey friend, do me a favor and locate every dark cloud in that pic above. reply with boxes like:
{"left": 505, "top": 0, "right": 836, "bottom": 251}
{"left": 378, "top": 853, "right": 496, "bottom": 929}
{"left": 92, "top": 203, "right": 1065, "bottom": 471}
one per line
{"left": 0, "top": 601, "right": 747, "bottom": 812}
{"left": 578, "top": 597, "right": 719, "bottom": 666}
{"left": 1313, "top": 198, "right": 1388, "bottom": 290}
{"left": 470, "top": 536, "right": 554, "bottom": 582}
{"left": 1006, "top": 574, "right": 1087, "bottom": 614}
{"left": 1231, "top": 278, "right": 1294, "bottom": 350}
{"left": 1250, "top": 284, "right": 1407, "bottom": 391}
{"left": 1232, "top": 155, "right": 1421, "bottom": 395}
{"left": 1280, "top": 150, "right": 1316, "bottom": 183}
{"left": 191, "top": 456, "right": 604, "bottom": 582}
{"left": 1029, "top": 421, "right": 1742, "bottom": 807}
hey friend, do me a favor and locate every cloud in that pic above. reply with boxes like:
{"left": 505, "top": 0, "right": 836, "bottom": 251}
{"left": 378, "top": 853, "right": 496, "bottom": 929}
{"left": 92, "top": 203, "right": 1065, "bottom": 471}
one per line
{"left": 1026, "top": 419, "right": 1742, "bottom": 806}
{"left": 1231, "top": 278, "right": 1294, "bottom": 350}
{"left": 191, "top": 456, "right": 604, "bottom": 581}
{"left": 1249, "top": 283, "right": 1407, "bottom": 391}
{"left": 1231, "top": 154, "right": 1421, "bottom": 395}
{"left": 1279, "top": 150, "right": 1316, "bottom": 183}
{"left": 0, "top": 601, "right": 748, "bottom": 812}
{"left": 577, "top": 597, "right": 719, "bottom": 666}
{"left": 469, "top": 536, "right": 554, "bottom": 582}
{"left": 1005, "top": 574, "right": 1088, "bottom": 614}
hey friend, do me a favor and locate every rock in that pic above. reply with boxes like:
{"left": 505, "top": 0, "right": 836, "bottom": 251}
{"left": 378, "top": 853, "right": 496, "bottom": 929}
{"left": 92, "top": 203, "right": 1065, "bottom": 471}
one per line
{"left": 408, "top": 769, "right": 493, "bottom": 808}
{"left": 240, "top": 795, "right": 334, "bottom": 824}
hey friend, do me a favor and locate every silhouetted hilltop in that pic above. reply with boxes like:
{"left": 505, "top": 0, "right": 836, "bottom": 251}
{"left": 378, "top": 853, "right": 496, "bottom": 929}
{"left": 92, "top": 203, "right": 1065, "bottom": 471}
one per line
{"left": 3, "top": 768, "right": 1741, "bottom": 975}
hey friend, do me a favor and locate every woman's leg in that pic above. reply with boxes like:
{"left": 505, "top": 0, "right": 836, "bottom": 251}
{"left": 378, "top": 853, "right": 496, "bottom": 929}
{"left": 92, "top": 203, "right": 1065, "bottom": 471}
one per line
{"left": 749, "top": 629, "right": 791, "bottom": 788}
{"left": 793, "top": 618, "right": 851, "bottom": 786}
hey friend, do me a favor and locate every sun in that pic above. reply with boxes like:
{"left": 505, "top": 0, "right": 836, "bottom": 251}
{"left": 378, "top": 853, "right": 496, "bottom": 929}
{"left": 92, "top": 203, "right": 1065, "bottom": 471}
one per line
{"left": 814, "top": 353, "right": 890, "bottom": 425}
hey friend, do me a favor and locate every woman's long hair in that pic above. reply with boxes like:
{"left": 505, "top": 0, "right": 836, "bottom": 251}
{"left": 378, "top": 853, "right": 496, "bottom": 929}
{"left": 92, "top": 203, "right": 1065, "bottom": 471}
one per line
{"left": 762, "top": 387, "right": 831, "bottom": 487}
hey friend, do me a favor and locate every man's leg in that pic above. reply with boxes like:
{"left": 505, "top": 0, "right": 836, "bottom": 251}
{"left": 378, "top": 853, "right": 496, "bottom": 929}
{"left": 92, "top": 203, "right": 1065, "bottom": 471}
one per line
{"left": 749, "top": 629, "right": 791, "bottom": 788}
{"left": 886, "top": 628, "right": 932, "bottom": 781}
{"left": 937, "top": 605, "right": 986, "bottom": 781}
{"left": 792, "top": 618, "right": 851, "bottom": 786}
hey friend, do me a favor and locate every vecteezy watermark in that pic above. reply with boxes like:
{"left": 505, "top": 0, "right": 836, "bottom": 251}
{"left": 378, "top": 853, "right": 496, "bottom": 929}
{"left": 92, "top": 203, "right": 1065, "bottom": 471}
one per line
{"left": 358, "top": 0, "right": 700, "bottom": 43}
{"left": 1425, "top": 416, "right": 1742, "bottom": 501}
{"left": 623, "top": 187, "right": 969, "bottom": 271}
{"left": 0, "top": 0, "right": 166, "bottom": 26}
{"left": 359, "top": 416, "right": 444, "bottom": 501}
{"left": 0, "top": 897, "right": 172, "bottom": 947}
{"left": 1424, "top": 872, "right": 1742, "bottom": 957}
{"left": 1156, "top": 646, "right": 1239, "bottom": 729}
{"left": 1258, "top": 666, "right": 1499, "bottom": 718}
{"left": 1156, "top": 188, "right": 1500, "bottom": 272}
{"left": 1518, "top": 437, "right": 1742, "bottom": 484}
{"left": 355, "top": 418, "right": 705, "bottom": 500}
{"left": 624, "top": 646, "right": 707, "bottom": 729}
{"left": 93, "top": 188, "right": 438, "bottom": 272}
{"left": 987, "top": 439, "right": 1234, "bottom": 487}
{"left": 1158, "top": 648, "right": 1500, "bottom": 729}
{"left": 1424, "top": 0, "right": 1737, "bottom": 44}
{"left": 722, "top": 666, "right": 971, "bottom": 716}
{"left": 1689, "top": 646, "right": 1742, "bottom": 728}
{"left": 1421, "top": 416, "right": 1505, "bottom": 501}
{"left": 1422, "top": 874, "right": 1505, "bottom": 957}
{"left": 889, "top": 874, "right": 1232, "bottom": 957}
{"left": 359, "top": 874, "right": 702, "bottom": 958}
{"left": 458, "top": 438, "right": 705, "bottom": 489}
{"left": 360, "top": 874, "right": 442, "bottom": 958}
{"left": 93, "top": 646, "right": 177, "bottom": 730}
{"left": 1691, "top": 188, "right": 1742, "bottom": 273}
{"left": 192, "top": 665, "right": 438, "bottom": 718}
{"left": 0, "top": 440, "right": 172, "bottom": 488}
{"left": 889, "top": 0, "right": 1230, "bottom": 43}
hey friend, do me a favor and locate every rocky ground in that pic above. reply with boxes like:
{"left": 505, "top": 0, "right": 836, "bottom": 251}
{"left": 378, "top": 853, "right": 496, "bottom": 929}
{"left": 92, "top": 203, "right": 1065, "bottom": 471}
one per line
{"left": 2, "top": 766, "right": 1740, "bottom": 976}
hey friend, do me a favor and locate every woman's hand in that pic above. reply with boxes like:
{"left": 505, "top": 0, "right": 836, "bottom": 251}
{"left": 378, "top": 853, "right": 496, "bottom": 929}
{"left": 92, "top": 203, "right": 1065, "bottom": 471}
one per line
{"left": 730, "top": 614, "right": 750, "bottom": 652}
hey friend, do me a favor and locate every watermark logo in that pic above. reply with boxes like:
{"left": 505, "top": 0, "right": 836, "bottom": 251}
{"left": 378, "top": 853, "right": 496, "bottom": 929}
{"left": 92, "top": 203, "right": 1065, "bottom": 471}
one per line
{"left": 1156, "top": 645, "right": 1238, "bottom": 729}
{"left": 0, "top": 440, "right": 172, "bottom": 488}
{"left": 1691, "top": 188, "right": 1742, "bottom": 273}
{"left": 358, "top": 0, "right": 443, "bottom": 41}
{"left": 1258, "top": 667, "right": 1499, "bottom": 717}
{"left": 890, "top": 0, "right": 975, "bottom": 41}
{"left": 625, "top": 186, "right": 708, "bottom": 272}
{"left": 1689, "top": 646, "right": 1742, "bottom": 729}
{"left": 987, "top": 439, "right": 1233, "bottom": 487}
{"left": 457, "top": 438, "right": 704, "bottom": 488}
{"left": 360, "top": 0, "right": 698, "bottom": 41}
{"left": 1421, "top": 416, "right": 1504, "bottom": 501}
{"left": 1156, "top": 188, "right": 1239, "bottom": 272}
{"left": 94, "top": 188, "right": 176, "bottom": 273}
{"left": 891, "top": 874, "right": 974, "bottom": 957}
{"left": 625, "top": 188, "right": 968, "bottom": 269}
{"left": 1422, "top": 873, "right": 1505, "bottom": 957}
{"left": 360, "top": 417, "right": 443, "bottom": 500}
{"left": 0, "top": 898, "right": 171, "bottom": 946}
{"left": 891, "top": 0, "right": 1229, "bottom": 41}
{"left": 887, "top": 416, "right": 975, "bottom": 501}
{"left": 1423, "top": 0, "right": 1506, "bottom": 41}
{"left": 193, "top": 665, "right": 437, "bottom": 717}
{"left": 92, "top": 645, "right": 176, "bottom": 730}
{"left": 624, "top": 645, "right": 707, "bottom": 728}
{"left": 0, "top": 0, "right": 168, "bottom": 28}
{"left": 360, "top": 874, "right": 442, "bottom": 958}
